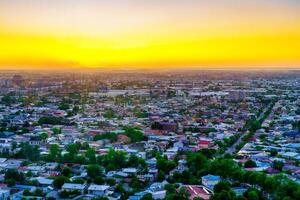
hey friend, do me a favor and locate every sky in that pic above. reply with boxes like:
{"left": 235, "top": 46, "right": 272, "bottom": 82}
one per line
{"left": 0, "top": 0, "right": 300, "bottom": 70}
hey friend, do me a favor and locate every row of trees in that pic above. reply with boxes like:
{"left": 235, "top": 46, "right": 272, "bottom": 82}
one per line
{"left": 94, "top": 127, "right": 146, "bottom": 143}
{"left": 164, "top": 151, "right": 299, "bottom": 200}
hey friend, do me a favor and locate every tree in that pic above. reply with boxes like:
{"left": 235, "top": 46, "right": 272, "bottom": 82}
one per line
{"left": 1, "top": 94, "right": 16, "bottom": 105}
{"left": 39, "top": 132, "right": 48, "bottom": 140}
{"left": 49, "top": 144, "right": 61, "bottom": 161}
{"left": 92, "top": 197, "right": 109, "bottom": 200}
{"left": 273, "top": 160, "right": 284, "bottom": 171}
{"left": 211, "top": 190, "right": 235, "bottom": 200}
{"left": 130, "top": 175, "right": 142, "bottom": 191}
{"left": 53, "top": 176, "right": 69, "bottom": 189}
{"left": 59, "top": 190, "right": 70, "bottom": 198}
{"left": 52, "top": 127, "right": 62, "bottom": 135}
{"left": 164, "top": 184, "right": 177, "bottom": 194}
{"left": 127, "top": 154, "right": 139, "bottom": 167}
{"left": 156, "top": 155, "right": 176, "bottom": 174}
{"left": 141, "top": 193, "right": 154, "bottom": 200}
{"left": 87, "top": 164, "right": 103, "bottom": 178}
{"left": 157, "top": 170, "right": 166, "bottom": 182}
{"left": 186, "top": 152, "right": 208, "bottom": 175}
{"left": 18, "top": 142, "right": 40, "bottom": 161}
{"left": 5, "top": 179, "right": 16, "bottom": 187}
{"left": 94, "top": 176, "right": 105, "bottom": 185}
{"left": 234, "top": 196, "right": 247, "bottom": 200}
{"left": 38, "top": 116, "right": 64, "bottom": 125}
{"left": 103, "top": 108, "right": 115, "bottom": 119}
{"left": 66, "top": 143, "right": 80, "bottom": 158}
{"left": 123, "top": 126, "right": 145, "bottom": 143}
{"left": 85, "top": 148, "right": 96, "bottom": 164}
{"left": 99, "top": 149, "right": 127, "bottom": 170}
{"left": 5, "top": 169, "right": 24, "bottom": 183}
{"left": 62, "top": 167, "right": 72, "bottom": 177}
{"left": 74, "top": 155, "right": 87, "bottom": 164}
{"left": 246, "top": 191, "right": 259, "bottom": 200}
{"left": 274, "top": 179, "right": 300, "bottom": 200}
{"left": 23, "top": 189, "right": 31, "bottom": 196}
{"left": 244, "top": 160, "right": 257, "bottom": 168}
{"left": 209, "top": 159, "right": 240, "bottom": 179}
{"left": 214, "top": 181, "right": 231, "bottom": 193}
{"left": 193, "top": 197, "right": 204, "bottom": 200}
{"left": 12, "top": 141, "right": 18, "bottom": 150}
{"left": 106, "top": 178, "right": 116, "bottom": 186}
{"left": 269, "top": 149, "right": 278, "bottom": 157}
{"left": 58, "top": 102, "right": 70, "bottom": 110}
{"left": 178, "top": 187, "right": 190, "bottom": 200}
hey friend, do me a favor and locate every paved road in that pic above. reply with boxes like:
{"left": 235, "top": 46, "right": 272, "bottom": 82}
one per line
{"left": 223, "top": 102, "right": 274, "bottom": 155}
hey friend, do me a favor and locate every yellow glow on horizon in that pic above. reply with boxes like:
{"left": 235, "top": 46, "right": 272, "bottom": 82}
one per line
{"left": 0, "top": 0, "right": 300, "bottom": 70}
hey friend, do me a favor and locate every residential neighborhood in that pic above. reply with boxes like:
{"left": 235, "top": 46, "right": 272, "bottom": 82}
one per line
{"left": 0, "top": 70, "right": 299, "bottom": 200}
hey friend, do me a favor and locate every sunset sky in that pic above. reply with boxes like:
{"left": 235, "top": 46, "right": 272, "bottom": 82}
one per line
{"left": 0, "top": 0, "right": 300, "bottom": 70}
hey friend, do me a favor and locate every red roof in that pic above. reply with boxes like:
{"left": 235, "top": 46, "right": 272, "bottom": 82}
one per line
{"left": 182, "top": 185, "right": 212, "bottom": 200}
{"left": 199, "top": 140, "right": 210, "bottom": 145}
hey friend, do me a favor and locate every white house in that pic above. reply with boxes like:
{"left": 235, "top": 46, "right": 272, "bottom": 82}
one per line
{"left": 61, "top": 183, "right": 86, "bottom": 194}
{"left": 88, "top": 184, "right": 110, "bottom": 196}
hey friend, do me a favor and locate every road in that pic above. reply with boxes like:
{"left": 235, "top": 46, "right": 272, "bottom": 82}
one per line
{"left": 223, "top": 102, "right": 275, "bottom": 155}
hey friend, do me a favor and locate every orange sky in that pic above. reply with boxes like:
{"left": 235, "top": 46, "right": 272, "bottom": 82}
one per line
{"left": 0, "top": 0, "right": 300, "bottom": 70}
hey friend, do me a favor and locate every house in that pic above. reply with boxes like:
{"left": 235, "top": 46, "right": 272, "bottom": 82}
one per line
{"left": 151, "top": 190, "right": 166, "bottom": 199}
{"left": 283, "top": 131, "right": 300, "bottom": 139}
{"left": 128, "top": 191, "right": 148, "bottom": 200}
{"left": 159, "top": 122, "right": 178, "bottom": 132}
{"left": 32, "top": 177, "right": 54, "bottom": 187}
{"left": 122, "top": 168, "right": 137, "bottom": 175}
{"left": 198, "top": 138, "right": 213, "bottom": 149}
{"left": 61, "top": 183, "right": 86, "bottom": 194}
{"left": 0, "top": 189, "right": 10, "bottom": 200}
{"left": 201, "top": 174, "right": 221, "bottom": 189}
{"left": 88, "top": 184, "right": 110, "bottom": 196}
{"left": 232, "top": 187, "right": 248, "bottom": 196}
{"left": 181, "top": 185, "right": 212, "bottom": 200}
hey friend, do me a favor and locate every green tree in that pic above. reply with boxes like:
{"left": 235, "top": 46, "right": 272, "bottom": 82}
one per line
{"left": 164, "top": 184, "right": 177, "bottom": 194}
{"left": 5, "top": 169, "right": 24, "bottom": 183}
{"left": 244, "top": 160, "right": 257, "bottom": 168}
{"left": 18, "top": 142, "right": 40, "bottom": 161}
{"left": 99, "top": 149, "right": 127, "bottom": 170}
{"left": 49, "top": 144, "right": 61, "bottom": 161}
{"left": 39, "top": 132, "right": 48, "bottom": 140}
{"left": 103, "top": 108, "right": 115, "bottom": 119}
{"left": 62, "top": 167, "right": 72, "bottom": 177}
{"left": 213, "top": 181, "right": 231, "bottom": 193}
{"left": 87, "top": 164, "right": 103, "bottom": 178}
{"left": 193, "top": 197, "right": 204, "bottom": 200}
{"left": 273, "top": 160, "right": 284, "bottom": 171}
{"left": 141, "top": 193, "right": 154, "bottom": 200}
{"left": 247, "top": 191, "right": 259, "bottom": 200}
{"left": 178, "top": 187, "right": 190, "bottom": 200}
{"left": 53, "top": 176, "right": 69, "bottom": 189}
{"left": 156, "top": 155, "right": 176, "bottom": 174}
{"left": 85, "top": 148, "right": 96, "bottom": 164}
{"left": 157, "top": 170, "right": 166, "bottom": 182}
{"left": 52, "top": 127, "right": 62, "bottom": 135}
{"left": 269, "top": 149, "right": 278, "bottom": 157}
{"left": 58, "top": 102, "right": 70, "bottom": 110}
{"left": 211, "top": 190, "right": 235, "bottom": 200}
